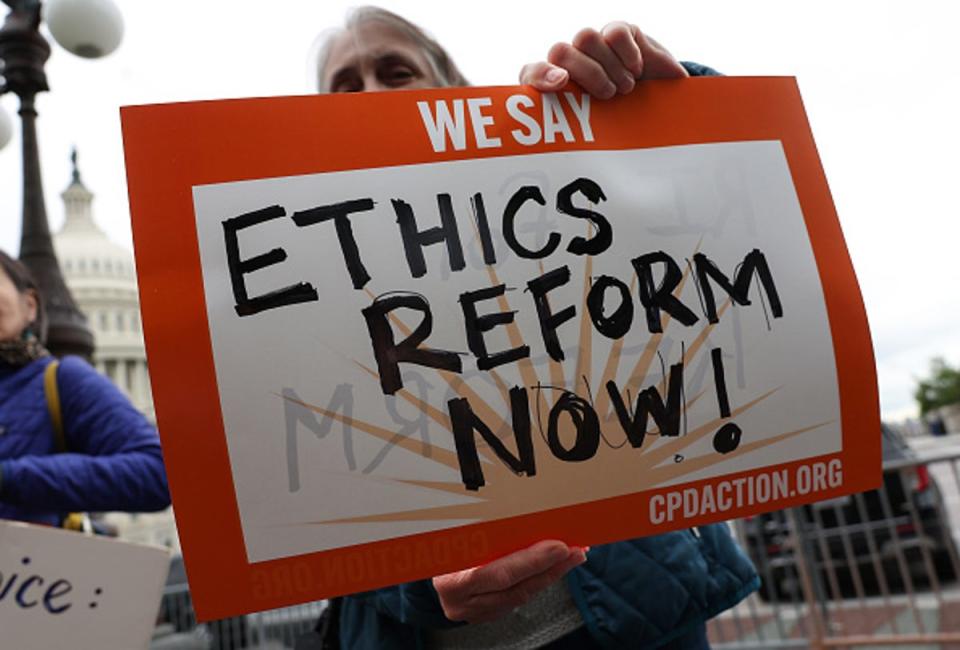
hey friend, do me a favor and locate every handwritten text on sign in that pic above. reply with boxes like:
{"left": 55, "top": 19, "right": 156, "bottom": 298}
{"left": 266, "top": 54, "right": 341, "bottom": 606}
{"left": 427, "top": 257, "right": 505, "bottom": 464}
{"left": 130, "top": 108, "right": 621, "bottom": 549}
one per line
{"left": 195, "top": 140, "right": 840, "bottom": 563}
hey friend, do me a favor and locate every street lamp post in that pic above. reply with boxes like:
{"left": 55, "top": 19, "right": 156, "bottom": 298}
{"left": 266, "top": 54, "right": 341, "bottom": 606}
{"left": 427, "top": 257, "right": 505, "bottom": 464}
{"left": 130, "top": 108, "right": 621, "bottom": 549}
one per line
{"left": 0, "top": 0, "right": 122, "bottom": 358}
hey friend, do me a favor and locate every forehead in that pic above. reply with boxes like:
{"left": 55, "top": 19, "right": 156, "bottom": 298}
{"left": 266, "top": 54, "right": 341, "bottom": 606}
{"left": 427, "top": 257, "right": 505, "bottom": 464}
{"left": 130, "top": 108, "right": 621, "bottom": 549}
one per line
{"left": 0, "top": 266, "right": 16, "bottom": 289}
{"left": 323, "top": 20, "right": 431, "bottom": 78}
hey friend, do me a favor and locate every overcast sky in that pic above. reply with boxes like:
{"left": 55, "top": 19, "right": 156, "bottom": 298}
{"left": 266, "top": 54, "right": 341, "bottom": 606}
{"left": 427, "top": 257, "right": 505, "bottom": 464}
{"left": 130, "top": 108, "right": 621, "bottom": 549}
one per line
{"left": 0, "top": 0, "right": 957, "bottom": 421}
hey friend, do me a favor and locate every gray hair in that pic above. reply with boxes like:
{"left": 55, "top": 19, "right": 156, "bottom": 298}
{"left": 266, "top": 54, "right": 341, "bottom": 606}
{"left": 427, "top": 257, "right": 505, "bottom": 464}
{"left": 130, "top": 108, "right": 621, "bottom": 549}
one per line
{"left": 316, "top": 6, "right": 469, "bottom": 93}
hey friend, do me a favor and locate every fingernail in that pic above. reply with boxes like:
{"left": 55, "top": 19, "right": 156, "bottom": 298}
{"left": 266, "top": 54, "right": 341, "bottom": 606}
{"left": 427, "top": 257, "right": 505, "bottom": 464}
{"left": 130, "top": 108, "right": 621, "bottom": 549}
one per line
{"left": 545, "top": 68, "right": 567, "bottom": 84}
{"left": 549, "top": 545, "right": 570, "bottom": 562}
{"left": 601, "top": 82, "right": 617, "bottom": 98}
{"left": 620, "top": 73, "right": 636, "bottom": 93}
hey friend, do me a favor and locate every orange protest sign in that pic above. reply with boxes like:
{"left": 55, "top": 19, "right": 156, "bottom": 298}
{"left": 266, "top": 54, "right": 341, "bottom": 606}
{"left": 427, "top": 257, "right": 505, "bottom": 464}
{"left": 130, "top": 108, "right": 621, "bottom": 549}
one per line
{"left": 121, "top": 78, "right": 879, "bottom": 620}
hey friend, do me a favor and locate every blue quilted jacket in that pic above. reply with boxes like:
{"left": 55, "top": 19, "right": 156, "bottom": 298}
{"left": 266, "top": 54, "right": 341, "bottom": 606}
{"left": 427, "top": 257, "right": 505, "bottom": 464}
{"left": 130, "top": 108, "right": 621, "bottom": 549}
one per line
{"left": 340, "top": 525, "right": 758, "bottom": 649}
{"left": 0, "top": 355, "right": 170, "bottom": 525}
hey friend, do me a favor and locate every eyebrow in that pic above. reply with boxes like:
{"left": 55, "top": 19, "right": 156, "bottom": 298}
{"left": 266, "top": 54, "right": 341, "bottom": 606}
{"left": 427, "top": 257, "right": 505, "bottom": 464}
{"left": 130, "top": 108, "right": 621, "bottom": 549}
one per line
{"left": 366, "top": 47, "right": 422, "bottom": 65}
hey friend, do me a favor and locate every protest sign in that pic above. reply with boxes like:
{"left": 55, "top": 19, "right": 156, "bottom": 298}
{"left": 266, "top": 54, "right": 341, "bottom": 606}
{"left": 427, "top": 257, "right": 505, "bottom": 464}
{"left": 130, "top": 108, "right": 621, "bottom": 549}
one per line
{"left": 0, "top": 519, "right": 169, "bottom": 650}
{"left": 121, "top": 78, "right": 879, "bottom": 619}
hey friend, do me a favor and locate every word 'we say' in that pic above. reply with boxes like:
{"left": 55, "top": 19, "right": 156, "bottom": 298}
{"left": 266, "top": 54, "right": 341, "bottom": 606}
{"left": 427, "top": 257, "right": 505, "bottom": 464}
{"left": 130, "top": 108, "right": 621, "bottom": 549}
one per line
{"left": 417, "top": 93, "right": 593, "bottom": 152}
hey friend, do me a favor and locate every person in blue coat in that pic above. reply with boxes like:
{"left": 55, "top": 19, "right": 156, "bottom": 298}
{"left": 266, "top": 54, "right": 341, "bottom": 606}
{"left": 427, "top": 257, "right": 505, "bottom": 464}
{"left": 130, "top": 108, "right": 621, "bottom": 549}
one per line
{"left": 311, "top": 9, "right": 758, "bottom": 648}
{"left": 0, "top": 250, "right": 170, "bottom": 527}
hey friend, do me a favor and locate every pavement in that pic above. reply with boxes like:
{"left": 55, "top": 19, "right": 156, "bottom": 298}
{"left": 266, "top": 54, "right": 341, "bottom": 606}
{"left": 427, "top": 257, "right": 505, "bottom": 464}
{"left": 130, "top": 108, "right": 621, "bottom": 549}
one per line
{"left": 710, "top": 592, "right": 960, "bottom": 649}
{"left": 908, "top": 431, "right": 960, "bottom": 456}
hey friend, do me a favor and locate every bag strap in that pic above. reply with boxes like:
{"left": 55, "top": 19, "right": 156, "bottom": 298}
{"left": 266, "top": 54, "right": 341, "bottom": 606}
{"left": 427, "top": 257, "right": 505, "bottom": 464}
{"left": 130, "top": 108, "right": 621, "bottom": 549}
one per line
{"left": 43, "top": 360, "right": 91, "bottom": 533}
{"left": 43, "top": 359, "right": 68, "bottom": 454}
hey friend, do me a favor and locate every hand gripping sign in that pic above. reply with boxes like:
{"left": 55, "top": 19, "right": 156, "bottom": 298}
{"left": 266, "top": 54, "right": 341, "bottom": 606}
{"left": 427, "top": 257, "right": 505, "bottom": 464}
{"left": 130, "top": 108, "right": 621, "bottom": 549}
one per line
{"left": 121, "top": 78, "right": 879, "bottom": 620}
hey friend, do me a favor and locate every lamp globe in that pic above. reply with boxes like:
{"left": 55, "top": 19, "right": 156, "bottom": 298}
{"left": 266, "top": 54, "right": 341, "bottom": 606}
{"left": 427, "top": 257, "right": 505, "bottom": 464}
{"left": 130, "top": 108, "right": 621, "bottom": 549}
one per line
{"left": 45, "top": 0, "right": 123, "bottom": 58}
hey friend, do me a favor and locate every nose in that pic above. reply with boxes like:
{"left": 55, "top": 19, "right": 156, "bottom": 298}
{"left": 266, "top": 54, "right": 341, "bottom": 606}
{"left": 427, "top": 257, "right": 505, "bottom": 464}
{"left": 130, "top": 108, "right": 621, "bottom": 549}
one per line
{"left": 362, "top": 73, "right": 390, "bottom": 93}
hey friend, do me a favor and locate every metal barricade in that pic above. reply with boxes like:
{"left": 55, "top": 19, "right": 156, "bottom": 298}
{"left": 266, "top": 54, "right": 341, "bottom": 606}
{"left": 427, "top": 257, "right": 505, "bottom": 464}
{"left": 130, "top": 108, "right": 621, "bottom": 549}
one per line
{"left": 150, "top": 448, "right": 960, "bottom": 649}
{"left": 710, "top": 449, "right": 960, "bottom": 649}
{"left": 152, "top": 585, "right": 326, "bottom": 650}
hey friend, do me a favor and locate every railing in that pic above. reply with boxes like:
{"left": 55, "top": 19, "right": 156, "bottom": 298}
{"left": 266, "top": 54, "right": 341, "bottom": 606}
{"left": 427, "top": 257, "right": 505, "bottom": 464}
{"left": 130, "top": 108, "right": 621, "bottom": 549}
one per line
{"left": 152, "top": 590, "right": 325, "bottom": 649}
{"left": 709, "top": 449, "right": 960, "bottom": 648}
{"left": 152, "top": 448, "right": 960, "bottom": 649}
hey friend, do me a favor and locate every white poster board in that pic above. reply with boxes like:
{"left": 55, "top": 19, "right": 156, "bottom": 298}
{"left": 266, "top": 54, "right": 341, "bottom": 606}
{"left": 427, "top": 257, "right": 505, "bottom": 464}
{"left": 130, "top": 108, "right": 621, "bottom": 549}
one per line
{"left": 192, "top": 141, "right": 841, "bottom": 563}
{"left": 0, "top": 519, "right": 170, "bottom": 650}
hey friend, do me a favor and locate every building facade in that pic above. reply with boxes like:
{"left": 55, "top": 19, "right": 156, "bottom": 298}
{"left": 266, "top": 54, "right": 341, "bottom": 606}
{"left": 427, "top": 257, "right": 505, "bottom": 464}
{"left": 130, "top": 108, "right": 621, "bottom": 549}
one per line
{"left": 54, "top": 163, "right": 153, "bottom": 418}
{"left": 53, "top": 155, "right": 178, "bottom": 551}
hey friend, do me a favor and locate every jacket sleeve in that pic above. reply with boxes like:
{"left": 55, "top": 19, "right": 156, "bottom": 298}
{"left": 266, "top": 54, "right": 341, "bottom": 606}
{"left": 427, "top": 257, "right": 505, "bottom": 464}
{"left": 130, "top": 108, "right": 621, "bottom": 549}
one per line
{"left": 346, "top": 579, "right": 462, "bottom": 630}
{"left": 0, "top": 356, "right": 171, "bottom": 512}
{"left": 680, "top": 61, "right": 722, "bottom": 77}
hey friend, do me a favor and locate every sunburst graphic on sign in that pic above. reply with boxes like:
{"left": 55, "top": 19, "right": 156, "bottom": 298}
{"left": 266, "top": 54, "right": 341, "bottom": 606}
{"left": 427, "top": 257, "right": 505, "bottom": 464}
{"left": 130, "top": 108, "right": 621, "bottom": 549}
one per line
{"left": 282, "top": 242, "right": 832, "bottom": 526}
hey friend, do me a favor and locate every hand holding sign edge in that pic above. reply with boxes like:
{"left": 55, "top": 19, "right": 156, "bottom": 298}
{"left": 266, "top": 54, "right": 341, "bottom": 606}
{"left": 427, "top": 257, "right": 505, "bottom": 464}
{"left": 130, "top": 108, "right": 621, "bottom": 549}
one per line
{"left": 432, "top": 540, "right": 588, "bottom": 624}
{"left": 519, "top": 22, "right": 689, "bottom": 99}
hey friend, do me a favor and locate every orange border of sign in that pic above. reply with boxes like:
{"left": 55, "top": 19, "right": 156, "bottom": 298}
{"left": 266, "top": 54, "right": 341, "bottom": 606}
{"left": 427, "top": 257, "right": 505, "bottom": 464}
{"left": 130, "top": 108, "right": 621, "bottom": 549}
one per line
{"left": 121, "top": 78, "right": 879, "bottom": 620}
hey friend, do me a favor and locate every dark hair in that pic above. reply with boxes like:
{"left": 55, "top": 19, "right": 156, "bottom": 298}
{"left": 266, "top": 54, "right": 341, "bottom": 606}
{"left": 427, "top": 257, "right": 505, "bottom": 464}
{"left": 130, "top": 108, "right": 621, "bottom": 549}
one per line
{"left": 316, "top": 6, "right": 469, "bottom": 92}
{"left": 0, "top": 250, "right": 46, "bottom": 342}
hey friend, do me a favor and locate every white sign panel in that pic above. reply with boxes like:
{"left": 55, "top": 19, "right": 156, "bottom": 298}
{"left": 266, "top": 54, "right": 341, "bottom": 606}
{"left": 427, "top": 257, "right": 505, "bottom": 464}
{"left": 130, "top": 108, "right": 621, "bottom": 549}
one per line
{"left": 192, "top": 142, "right": 840, "bottom": 563}
{"left": 0, "top": 519, "right": 169, "bottom": 650}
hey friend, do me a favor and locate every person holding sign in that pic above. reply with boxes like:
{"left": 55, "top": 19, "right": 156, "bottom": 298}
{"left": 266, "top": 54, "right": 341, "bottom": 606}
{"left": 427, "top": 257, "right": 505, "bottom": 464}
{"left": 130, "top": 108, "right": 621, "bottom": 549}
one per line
{"left": 308, "top": 7, "right": 756, "bottom": 650}
{"left": 0, "top": 251, "right": 170, "bottom": 527}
